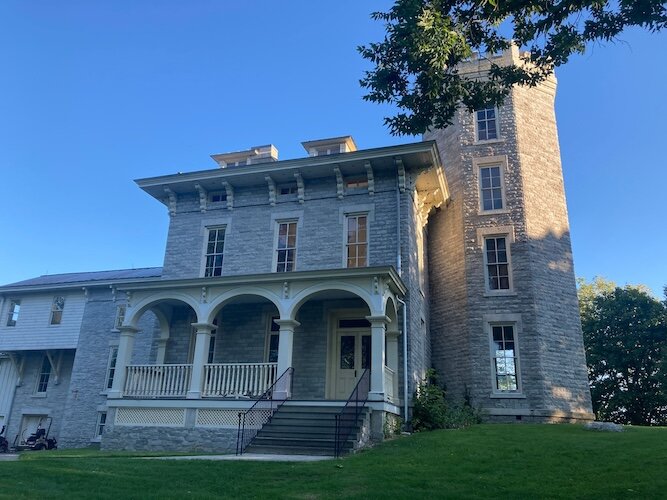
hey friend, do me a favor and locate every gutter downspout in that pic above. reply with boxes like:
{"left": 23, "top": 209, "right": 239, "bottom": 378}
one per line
{"left": 396, "top": 178, "right": 402, "bottom": 276}
{"left": 397, "top": 297, "right": 409, "bottom": 425}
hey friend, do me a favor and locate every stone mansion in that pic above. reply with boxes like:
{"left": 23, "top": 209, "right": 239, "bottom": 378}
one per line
{"left": 0, "top": 48, "right": 593, "bottom": 453}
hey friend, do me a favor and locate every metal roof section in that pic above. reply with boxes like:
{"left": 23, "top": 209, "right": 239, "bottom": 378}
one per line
{"left": 0, "top": 267, "right": 163, "bottom": 292}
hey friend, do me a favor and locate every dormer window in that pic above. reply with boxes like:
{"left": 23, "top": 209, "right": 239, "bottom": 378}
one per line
{"left": 313, "top": 145, "right": 342, "bottom": 156}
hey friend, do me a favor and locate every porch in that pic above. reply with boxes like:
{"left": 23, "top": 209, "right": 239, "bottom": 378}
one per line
{"left": 108, "top": 267, "right": 404, "bottom": 405}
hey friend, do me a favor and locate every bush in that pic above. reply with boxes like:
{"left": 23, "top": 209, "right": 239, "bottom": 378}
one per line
{"left": 412, "top": 369, "right": 481, "bottom": 431}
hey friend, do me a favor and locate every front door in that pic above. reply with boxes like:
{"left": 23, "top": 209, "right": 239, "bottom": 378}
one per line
{"left": 334, "top": 330, "right": 371, "bottom": 399}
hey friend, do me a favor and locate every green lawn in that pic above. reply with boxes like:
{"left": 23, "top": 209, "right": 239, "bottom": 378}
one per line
{"left": 2, "top": 424, "right": 665, "bottom": 499}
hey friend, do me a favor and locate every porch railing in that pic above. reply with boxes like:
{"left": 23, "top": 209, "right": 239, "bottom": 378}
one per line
{"left": 236, "top": 367, "right": 293, "bottom": 455}
{"left": 203, "top": 362, "right": 277, "bottom": 398}
{"left": 384, "top": 366, "right": 395, "bottom": 401}
{"left": 124, "top": 364, "right": 192, "bottom": 398}
{"left": 334, "top": 368, "right": 370, "bottom": 458}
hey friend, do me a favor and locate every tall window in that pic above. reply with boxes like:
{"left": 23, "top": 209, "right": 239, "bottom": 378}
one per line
{"left": 276, "top": 221, "right": 297, "bottom": 272}
{"left": 36, "top": 357, "right": 51, "bottom": 394}
{"left": 476, "top": 108, "right": 498, "bottom": 141}
{"left": 105, "top": 347, "right": 118, "bottom": 390}
{"left": 484, "top": 236, "right": 511, "bottom": 291}
{"left": 114, "top": 305, "right": 126, "bottom": 329}
{"left": 491, "top": 325, "right": 519, "bottom": 392}
{"left": 266, "top": 317, "right": 280, "bottom": 363}
{"left": 50, "top": 296, "right": 65, "bottom": 325}
{"left": 6, "top": 300, "right": 20, "bottom": 327}
{"left": 204, "top": 226, "right": 226, "bottom": 277}
{"left": 96, "top": 412, "right": 107, "bottom": 437}
{"left": 479, "top": 165, "right": 503, "bottom": 211}
{"left": 346, "top": 214, "right": 368, "bottom": 268}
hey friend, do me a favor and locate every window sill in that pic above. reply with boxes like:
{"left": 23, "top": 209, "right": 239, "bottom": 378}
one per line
{"left": 473, "top": 138, "right": 505, "bottom": 146}
{"left": 483, "top": 291, "right": 517, "bottom": 298}
{"left": 31, "top": 393, "right": 47, "bottom": 399}
{"left": 90, "top": 436, "right": 102, "bottom": 443}
{"left": 490, "top": 393, "right": 526, "bottom": 399}
{"left": 477, "top": 209, "right": 510, "bottom": 216}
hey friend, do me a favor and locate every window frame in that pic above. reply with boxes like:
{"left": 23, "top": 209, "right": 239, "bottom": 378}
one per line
{"left": 202, "top": 225, "right": 227, "bottom": 278}
{"left": 95, "top": 411, "right": 107, "bottom": 437}
{"left": 474, "top": 155, "right": 509, "bottom": 215}
{"left": 105, "top": 346, "right": 118, "bottom": 391}
{"left": 35, "top": 356, "right": 52, "bottom": 395}
{"left": 484, "top": 314, "right": 524, "bottom": 397}
{"left": 114, "top": 305, "right": 126, "bottom": 330}
{"left": 265, "top": 315, "right": 280, "bottom": 364}
{"left": 49, "top": 296, "right": 65, "bottom": 325}
{"left": 273, "top": 219, "right": 298, "bottom": 273}
{"left": 6, "top": 299, "right": 20, "bottom": 327}
{"left": 474, "top": 107, "right": 500, "bottom": 142}
{"left": 345, "top": 212, "right": 369, "bottom": 268}
{"left": 477, "top": 226, "right": 515, "bottom": 295}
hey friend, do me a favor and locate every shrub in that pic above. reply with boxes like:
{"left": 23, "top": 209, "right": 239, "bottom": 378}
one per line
{"left": 412, "top": 369, "right": 481, "bottom": 431}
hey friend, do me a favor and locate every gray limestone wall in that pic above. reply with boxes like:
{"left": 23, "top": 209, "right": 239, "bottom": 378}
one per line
{"left": 160, "top": 171, "right": 401, "bottom": 280}
{"left": 425, "top": 57, "right": 593, "bottom": 420}
{"left": 6, "top": 349, "right": 75, "bottom": 446}
{"left": 58, "top": 288, "right": 160, "bottom": 448}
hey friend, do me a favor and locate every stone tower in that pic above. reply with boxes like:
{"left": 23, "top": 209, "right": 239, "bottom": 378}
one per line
{"left": 425, "top": 46, "right": 594, "bottom": 421}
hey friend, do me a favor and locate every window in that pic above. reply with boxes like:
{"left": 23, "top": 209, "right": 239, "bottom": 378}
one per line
{"left": 36, "top": 357, "right": 51, "bottom": 394}
{"left": 208, "top": 191, "right": 226, "bottom": 203}
{"left": 479, "top": 165, "right": 504, "bottom": 211}
{"left": 484, "top": 236, "right": 511, "bottom": 291}
{"left": 105, "top": 347, "right": 118, "bottom": 390}
{"left": 491, "top": 325, "right": 519, "bottom": 392}
{"left": 476, "top": 108, "right": 498, "bottom": 141}
{"left": 50, "top": 296, "right": 65, "bottom": 325}
{"left": 204, "top": 226, "right": 226, "bottom": 277}
{"left": 345, "top": 178, "right": 368, "bottom": 190}
{"left": 96, "top": 412, "right": 107, "bottom": 437}
{"left": 208, "top": 319, "right": 217, "bottom": 364}
{"left": 346, "top": 214, "right": 368, "bottom": 268}
{"left": 278, "top": 183, "right": 297, "bottom": 196}
{"left": 114, "top": 305, "right": 126, "bottom": 330}
{"left": 6, "top": 300, "right": 20, "bottom": 327}
{"left": 275, "top": 220, "right": 297, "bottom": 272}
{"left": 266, "top": 317, "right": 280, "bottom": 363}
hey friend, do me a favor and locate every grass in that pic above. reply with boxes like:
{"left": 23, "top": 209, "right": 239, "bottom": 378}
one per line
{"left": 2, "top": 424, "right": 665, "bottom": 499}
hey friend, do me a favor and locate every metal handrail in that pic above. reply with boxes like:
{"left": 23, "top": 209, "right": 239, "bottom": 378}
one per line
{"left": 334, "top": 368, "right": 370, "bottom": 458}
{"left": 235, "top": 366, "right": 294, "bottom": 455}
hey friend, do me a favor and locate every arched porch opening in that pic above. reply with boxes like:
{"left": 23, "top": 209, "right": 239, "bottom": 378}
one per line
{"left": 288, "top": 288, "right": 374, "bottom": 401}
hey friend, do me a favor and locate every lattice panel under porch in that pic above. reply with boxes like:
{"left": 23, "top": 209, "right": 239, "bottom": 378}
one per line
{"left": 115, "top": 407, "right": 186, "bottom": 427}
{"left": 195, "top": 409, "right": 244, "bottom": 428}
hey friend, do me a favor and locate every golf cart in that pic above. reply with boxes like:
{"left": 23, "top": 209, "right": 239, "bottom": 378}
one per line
{"left": 14, "top": 417, "right": 57, "bottom": 451}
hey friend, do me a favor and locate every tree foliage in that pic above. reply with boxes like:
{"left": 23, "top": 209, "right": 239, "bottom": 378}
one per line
{"left": 578, "top": 279, "right": 667, "bottom": 425}
{"left": 359, "top": 0, "right": 667, "bottom": 135}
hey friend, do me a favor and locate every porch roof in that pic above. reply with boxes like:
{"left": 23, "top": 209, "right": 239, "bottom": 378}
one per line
{"left": 115, "top": 266, "right": 406, "bottom": 297}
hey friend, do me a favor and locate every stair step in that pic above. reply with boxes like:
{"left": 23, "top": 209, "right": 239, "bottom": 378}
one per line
{"left": 245, "top": 445, "right": 335, "bottom": 456}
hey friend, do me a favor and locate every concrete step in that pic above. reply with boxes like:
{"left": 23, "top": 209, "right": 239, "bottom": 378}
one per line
{"left": 245, "top": 444, "right": 335, "bottom": 456}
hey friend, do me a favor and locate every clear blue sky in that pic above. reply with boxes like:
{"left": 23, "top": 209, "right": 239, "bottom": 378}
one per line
{"left": 1, "top": 1, "right": 665, "bottom": 297}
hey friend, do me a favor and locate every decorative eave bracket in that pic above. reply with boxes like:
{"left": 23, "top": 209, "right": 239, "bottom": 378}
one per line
{"left": 333, "top": 165, "right": 344, "bottom": 199}
{"left": 294, "top": 171, "right": 305, "bottom": 204}
{"left": 195, "top": 184, "right": 208, "bottom": 213}
{"left": 364, "top": 161, "right": 375, "bottom": 196}
{"left": 265, "top": 176, "right": 276, "bottom": 206}
{"left": 395, "top": 157, "right": 406, "bottom": 193}
{"left": 221, "top": 181, "right": 234, "bottom": 210}
{"left": 163, "top": 186, "right": 177, "bottom": 216}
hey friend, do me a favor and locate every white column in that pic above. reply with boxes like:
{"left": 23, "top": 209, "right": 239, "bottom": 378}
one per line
{"left": 273, "top": 319, "right": 300, "bottom": 399}
{"left": 186, "top": 322, "right": 215, "bottom": 399}
{"left": 108, "top": 326, "right": 138, "bottom": 399}
{"left": 367, "top": 315, "right": 389, "bottom": 401}
{"left": 386, "top": 329, "right": 400, "bottom": 401}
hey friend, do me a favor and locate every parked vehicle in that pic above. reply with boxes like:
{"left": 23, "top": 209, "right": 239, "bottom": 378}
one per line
{"left": 14, "top": 418, "right": 57, "bottom": 451}
{"left": 0, "top": 425, "right": 9, "bottom": 453}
